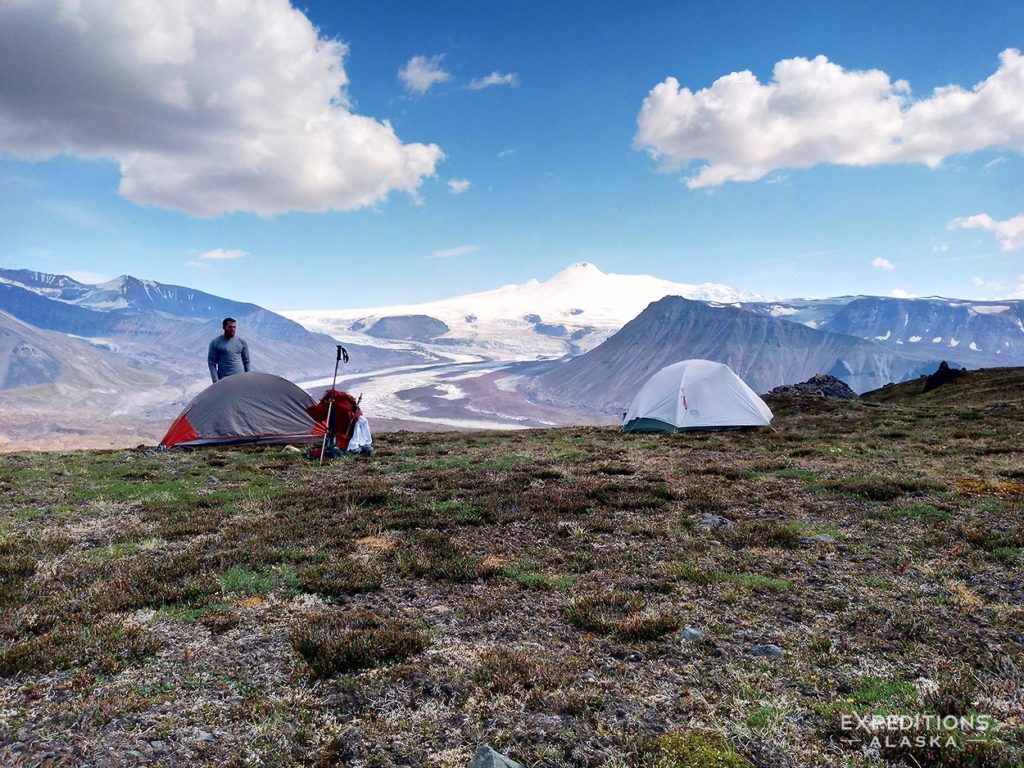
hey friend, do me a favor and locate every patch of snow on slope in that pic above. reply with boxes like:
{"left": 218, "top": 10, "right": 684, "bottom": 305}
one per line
{"left": 909, "top": 336, "right": 922, "bottom": 342}
{"left": 435, "top": 383, "right": 466, "bottom": 400}
{"left": 767, "top": 305, "right": 799, "bottom": 317}
{"left": 875, "top": 330, "right": 892, "bottom": 341}
{"left": 949, "top": 338, "right": 960, "bottom": 347}
{"left": 973, "top": 305, "right": 1009, "bottom": 314}
{"left": 933, "top": 337, "right": 942, "bottom": 343}
{"left": 969, "top": 342, "right": 981, "bottom": 351}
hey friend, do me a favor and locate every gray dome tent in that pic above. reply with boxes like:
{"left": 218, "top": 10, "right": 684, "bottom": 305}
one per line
{"left": 623, "top": 359, "right": 773, "bottom": 433}
{"left": 160, "top": 371, "right": 327, "bottom": 448}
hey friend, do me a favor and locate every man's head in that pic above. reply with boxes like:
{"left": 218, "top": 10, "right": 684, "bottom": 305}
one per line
{"left": 222, "top": 317, "right": 237, "bottom": 339}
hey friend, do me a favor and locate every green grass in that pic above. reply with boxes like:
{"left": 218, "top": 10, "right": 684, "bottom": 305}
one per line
{"left": 499, "top": 560, "right": 574, "bottom": 591}
{"left": 871, "top": 502, "right": 953, "bottom": 523}
{"left": 218, "top": 565, "right": 299, "bottom": 596}
{"left": 665, "top": 562, "right": 791, "bottom": 593}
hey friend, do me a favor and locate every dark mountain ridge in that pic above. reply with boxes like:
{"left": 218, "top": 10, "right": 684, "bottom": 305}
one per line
{"left": 529, "top": 296, "right": 957, "bottom": 413}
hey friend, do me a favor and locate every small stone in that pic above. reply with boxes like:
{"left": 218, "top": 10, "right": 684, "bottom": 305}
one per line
{"left": 125, "top": 751, "right": 143, "bottom": 759}
{"left": 697, "top": 513, "right": 733, "bottom": 530}
{"left": 749, "top": 644, "right": 784, "bottom": 658}
{"left": 681, "top": 626, "right": 704, "bottom": 641}
{"left": 815, "top": 534, "right": 835, "bottom": 544}
{"left": 468, "top": 744, "right": 525, "bottom": 768}
{"left": 197, "top": 731, "right": 214, "bottom": 742}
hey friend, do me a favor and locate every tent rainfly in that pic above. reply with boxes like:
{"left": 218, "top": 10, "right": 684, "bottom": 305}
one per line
{"left": 623, "top": 359, "right": 773, "bottom": 433}
{"left": 160, "top": 371, "right": 327, "bottom": 449}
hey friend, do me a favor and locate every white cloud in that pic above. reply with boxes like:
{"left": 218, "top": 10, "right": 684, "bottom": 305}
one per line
{"left": 872, "top": 257, "right": 895, "bottom": 271}
{"left": 429, "top": 244, "right": 477, "bottom": 259}
{"left": 200, "top": 248, "right": 247, "bottom": 261}
{"left": 399, "top": 54, "right": 451, "bottom": 94}
{"left": 635, "top": 48, "right": 1024, "bottom": 188}
{"left": 65, "top": 270, "right": 111, "bottom": 284}
{"left": 497, "top": 148, "right": 515, "bottom": 159}
{"left": 948, "top": 212, "right": 1024, "bottom": 251}
{"left": 933, "top": 242, "right": 950, "bottom": 252}
{"left": 447, "top": 178, "right": 471, "bottom": 195}
{"left": 889, "top": 289, "right": 917, "bottom": 298}
{"left": 972, "top": 276, "right": 1004, "bottom": 291}
{"left": 984, "top": 156, "right": 1007, "bottom": 169}
{"left": 468, "top": 72, "right": 519, "bottom": 90}
{"left": 0, "top": 1, "right": 443, "bottom": 217}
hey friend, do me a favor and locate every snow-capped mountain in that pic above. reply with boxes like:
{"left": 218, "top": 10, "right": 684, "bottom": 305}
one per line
{"left": 742, "top": 295, "right": 1024, "bottom": 368}
{"left": 283, "top": 262, "right": 763, "bottom": 359}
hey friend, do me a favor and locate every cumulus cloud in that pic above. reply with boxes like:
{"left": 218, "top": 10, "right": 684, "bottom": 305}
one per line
{"left": 200, "top": 248, "right": 247, "bottom": 261}
{"left": 468, "top": 72, "right": 519, "bottom": 90}
{"left": 497, "top": 148, "right": 515, "bottom": 159}
{"left": 948, "top": 212, "right": 1024, "bottom": 251}
{"left": 872, "top": 257, "right": 895, "bottom": 271}
{"left": 429, "top": 244, "right": 477, "bottom": 259}
{"left": 447, "top": 178, "right": 471, "bottom": 195}
{"left": 399, "top": 54, "right": 451, "bottom": 94}
{"left": 635, "top": 49, "right": 1024, "bottom": 188}
{"left": 889, "top": 289, "right": 917, "bottom": 298}
{"left": 0, "top": 0, "right": 443, "bottom": 217}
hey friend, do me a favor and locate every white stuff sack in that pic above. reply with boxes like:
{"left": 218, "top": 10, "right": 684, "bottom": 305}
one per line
{"left": 347, "top": 415, "right": 373, "bottom": 454}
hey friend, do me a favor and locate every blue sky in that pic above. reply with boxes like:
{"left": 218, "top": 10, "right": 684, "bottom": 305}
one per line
{"left": 1, "top": 0, "right": 1022, "bottom": 308}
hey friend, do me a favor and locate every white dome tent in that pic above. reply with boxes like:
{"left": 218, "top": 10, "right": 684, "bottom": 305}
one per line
{"left": 623, "top": 359, "right": 773, "bottom": 433}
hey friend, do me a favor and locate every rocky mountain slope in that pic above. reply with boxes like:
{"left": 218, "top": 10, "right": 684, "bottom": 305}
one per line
{"left": 0, "top": 309, "right": 165, "bottom": 408}
{"left": 0, "top": 268, "right": 424, "bottom": 390}
{"left": 529, "top": 297, "right": 951, "bottom": 413}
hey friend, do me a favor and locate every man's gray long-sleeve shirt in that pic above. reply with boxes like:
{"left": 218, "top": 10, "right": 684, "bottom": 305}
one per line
{"left": 208, "top": 335, "right": 250, "bottom": 382}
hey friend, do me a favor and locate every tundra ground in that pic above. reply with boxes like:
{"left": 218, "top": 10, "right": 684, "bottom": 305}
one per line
{"left": 1, "top": 373, "right": 1022, "bottom": 767}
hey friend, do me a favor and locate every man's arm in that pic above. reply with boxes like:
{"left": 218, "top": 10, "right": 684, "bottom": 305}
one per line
{"left": 241, "top": 339, "right": 250, "bottom": 372}
{"left": 208, "top": 340, "right": 219, "bottom": 383}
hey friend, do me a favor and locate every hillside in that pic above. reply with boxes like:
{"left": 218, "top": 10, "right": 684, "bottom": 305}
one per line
{"left": 861, "top": 366, "right": 1024, "bottom": 407}
{"left": 1, "top": 373, "right": 1022, "bottom": 767}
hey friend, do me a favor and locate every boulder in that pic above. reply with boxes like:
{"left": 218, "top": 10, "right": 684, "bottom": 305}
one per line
{"left": 468, "top": 745, "right": 524, "bottom": 768}
{"left": 766, "top": 374, "right": 857, "bottom": 400}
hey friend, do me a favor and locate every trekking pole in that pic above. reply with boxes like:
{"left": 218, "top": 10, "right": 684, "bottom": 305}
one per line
{"left": 318, "top": 345, "right": 348, "bottom": 466}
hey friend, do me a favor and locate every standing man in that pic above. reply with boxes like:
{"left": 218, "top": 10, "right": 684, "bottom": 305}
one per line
{"left": 208, "top": 317, "right": 250, "bottom": 383}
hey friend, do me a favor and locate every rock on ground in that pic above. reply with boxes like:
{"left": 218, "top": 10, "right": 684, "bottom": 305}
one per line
{"left": 766, "top": 374, "right": 857, "bottom": 400}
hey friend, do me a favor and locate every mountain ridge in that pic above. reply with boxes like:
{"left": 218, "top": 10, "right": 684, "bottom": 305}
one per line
{"left": 528, "top": 296, "right": 962, "bottom": 412}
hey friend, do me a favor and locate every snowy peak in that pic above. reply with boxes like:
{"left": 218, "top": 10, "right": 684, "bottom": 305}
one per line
{"left": 283, "top": 262, "right": 762, "bottom": 360}
{"left": 550, "top": 261, "right": 604, "bottom": 280}
{"left": 0, "top": 267, "right": 90, "bottom": 301}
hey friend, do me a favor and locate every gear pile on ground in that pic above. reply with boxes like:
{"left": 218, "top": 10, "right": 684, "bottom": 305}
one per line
{"left": 765, "top": 374, "right": 857, "bottom": 400}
